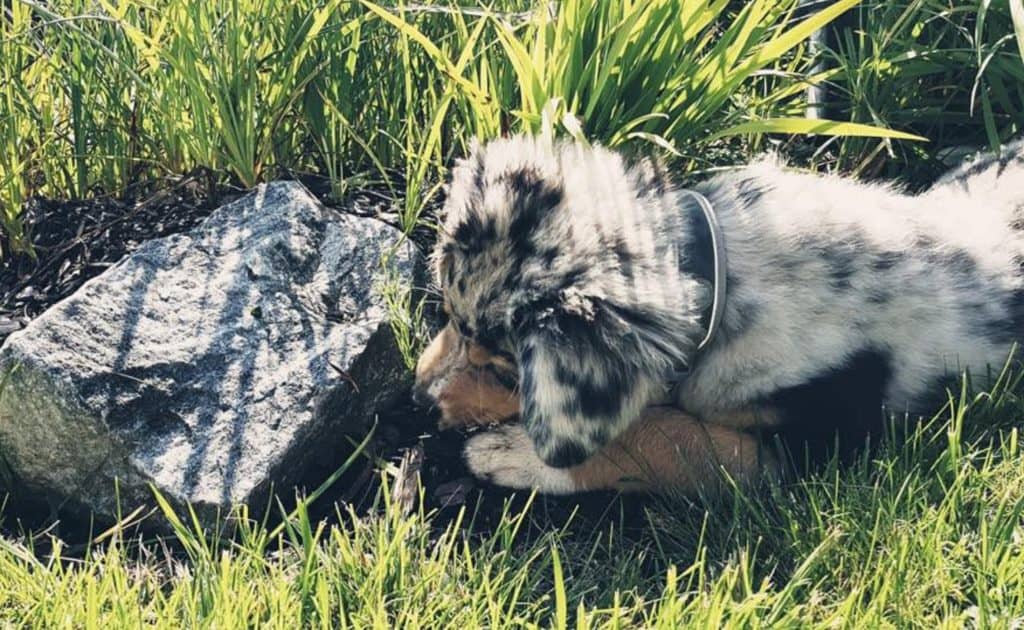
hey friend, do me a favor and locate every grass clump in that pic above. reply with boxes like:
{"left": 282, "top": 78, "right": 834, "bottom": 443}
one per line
{"left": 822, "top": 0, "right": 1024, "bottom": 179}
{"left": 488, "top": 0, "right": 922, "bottom": 153}
{"left": 5, "top": 0, "right": 1023, "bottom": 251}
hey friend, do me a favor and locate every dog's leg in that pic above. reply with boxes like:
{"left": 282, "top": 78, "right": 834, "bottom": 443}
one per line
{"left": 464, "top": 406, "right": 778, "bottom": 495}
{"left": 699, "top": 406, "right": 783, "bottom": 430}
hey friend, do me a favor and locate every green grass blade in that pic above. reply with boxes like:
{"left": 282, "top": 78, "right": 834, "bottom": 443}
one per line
{"left": 360, "top": 1, "right": 491, "bottom": 104}
{"left": 550, "top": 542, "right": 567, "bottom": 630}
{"left": 711, "top": 117, "right": 928, "bottom": 141}
{"left": 745, "top": 0, "right": 862, "bottom": 72}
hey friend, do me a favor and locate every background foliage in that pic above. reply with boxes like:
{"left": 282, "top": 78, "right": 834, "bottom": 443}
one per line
{"left": 5, "top": 0, "right": 1021, "bottom": 256}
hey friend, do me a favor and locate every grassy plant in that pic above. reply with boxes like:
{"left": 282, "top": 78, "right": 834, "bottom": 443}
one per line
{"left": 0, "top": 0, "right": 477, "bottom": 240}
{"left": 301, "top": 7, "right": 387, "bottom": 202}
{"left": 121, "top": 0, "right": 361, "bottom": 189}
{"left": 360, "top": 1, "right": 495, "bottom": 227}
{"left": 822, "top": 0, "right": 1024, "bottom": 179}
{"left": 2, "top": 0, "right": 947, "bottom": 256}
{"left": 489, "top": 0, "right": 928, "bottom": 159}
{"left": 9, "top": 0, "right": 1018, "bottom": 254}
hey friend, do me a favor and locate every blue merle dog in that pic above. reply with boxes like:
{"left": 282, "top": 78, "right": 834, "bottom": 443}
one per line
{"left": 413, "top": 135, "right": 1024, "bottom": 494}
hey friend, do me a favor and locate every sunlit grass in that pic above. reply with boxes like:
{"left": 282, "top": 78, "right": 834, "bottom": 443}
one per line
{"left": 821, "top": 0, "right": 1024, "bottom": 179}
{"left": 2, "top": 361, "right": 1024, "bottom": 627}
{"left": 3, "top": 0, "right": 1023, "bottom": 256}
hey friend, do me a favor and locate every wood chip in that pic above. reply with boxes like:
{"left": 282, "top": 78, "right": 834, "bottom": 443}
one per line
{"left": 390, "top": 443, "right": 424, "bottom": 515}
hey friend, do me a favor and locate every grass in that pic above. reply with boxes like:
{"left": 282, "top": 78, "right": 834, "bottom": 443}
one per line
{"left": 2, "top": 0, "right": 1021, "bottom": 256}
{"left": 2, "top": 362, "right": 1024, "bottom": 627}
{"left": 1, "top": 0, "right": 943, "bottom": 257}
{"left": 820, "top": 0, "right": 1024, "bottom": 180}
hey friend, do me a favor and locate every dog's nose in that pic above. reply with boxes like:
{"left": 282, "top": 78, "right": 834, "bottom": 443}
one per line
{"left": 411, "top": 385, "right": 433, "bottom": 408}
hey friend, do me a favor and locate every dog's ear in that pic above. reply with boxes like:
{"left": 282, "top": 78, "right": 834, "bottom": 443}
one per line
{"left": 512, "top": 301, "right": 674, "bottom": 468}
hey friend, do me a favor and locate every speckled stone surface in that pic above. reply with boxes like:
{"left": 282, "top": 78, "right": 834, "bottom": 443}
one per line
{"left": 0, "top": 181, "right": 418, "bottom": 525}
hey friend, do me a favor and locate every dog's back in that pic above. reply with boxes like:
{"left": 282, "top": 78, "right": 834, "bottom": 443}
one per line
{"left": 925, "top": 139, "right": 1024, "bottom": 342}
{"left": 929, "top": 139, "right": 1024, "bottom": 201}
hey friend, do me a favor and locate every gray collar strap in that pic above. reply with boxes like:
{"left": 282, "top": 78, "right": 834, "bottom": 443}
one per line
{"left": 678, "top": 189, "right": 728, "bottom": 356}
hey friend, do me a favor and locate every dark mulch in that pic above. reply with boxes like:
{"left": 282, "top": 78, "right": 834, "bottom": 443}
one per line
{"left": 0, "top": 176, "right": 639, "bottom": 547}
{"left": 0, "top": 181, "right": 223, "bottom": 342}
{"left": 0, "top": 175, "right": 436, "bottom": 344}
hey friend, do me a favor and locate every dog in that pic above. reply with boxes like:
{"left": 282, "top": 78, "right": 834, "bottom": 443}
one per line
{"left": 413, "top": 135, "right": 1024, "bottom": 494}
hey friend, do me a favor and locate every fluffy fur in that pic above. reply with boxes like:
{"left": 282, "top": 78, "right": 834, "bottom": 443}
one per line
{"left": 432, "top": 135, "right": 1024, "bottom": 469}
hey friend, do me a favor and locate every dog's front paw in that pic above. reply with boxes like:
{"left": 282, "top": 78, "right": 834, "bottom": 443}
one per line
{"left": 463, "top": 424, "right": 579, "bottom": 494}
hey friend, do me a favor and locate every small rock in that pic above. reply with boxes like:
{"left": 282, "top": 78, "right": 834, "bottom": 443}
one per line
{"left": 0, "top": 181, "right": 420, "bottom": 527}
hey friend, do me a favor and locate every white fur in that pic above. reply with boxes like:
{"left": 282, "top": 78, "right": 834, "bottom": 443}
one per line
{"left": 678, "top": 144, "right": 1024, "bottom": 417}
{"left": 463, "top": 425, "right": 578, "bottom": 493}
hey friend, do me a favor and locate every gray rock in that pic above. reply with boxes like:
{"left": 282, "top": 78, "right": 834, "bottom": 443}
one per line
{"left": 0, "top": 181, "right": 418, "bottom": 526}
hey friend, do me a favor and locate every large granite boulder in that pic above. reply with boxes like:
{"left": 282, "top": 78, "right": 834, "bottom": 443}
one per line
{"left": 0, "top": 181, "right": 418, "bottom": 525}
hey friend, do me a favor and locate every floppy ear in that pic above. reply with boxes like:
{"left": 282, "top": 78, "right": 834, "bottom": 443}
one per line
{"left": 513, "top": 303, "right": 675, "bottom": 468}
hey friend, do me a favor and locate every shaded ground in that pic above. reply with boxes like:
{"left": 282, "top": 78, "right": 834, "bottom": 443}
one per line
{"left": 0, "top": 176, "right": 640, "bottom": 546}
{"left": 0, "top": 181, "right": 222, "bottom": 338}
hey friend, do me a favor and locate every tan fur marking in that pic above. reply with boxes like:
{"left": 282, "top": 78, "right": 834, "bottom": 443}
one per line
{"left": 437, "top": 371, "right": 519, "bottom": 429}
{"left": 415, "top": 324, "right": 457, "bottom": 386}
{"left": 466, "top": 343, "right": 492, "bottom": 367}
{"left": 566, "top": 406, "right": 776, "bottom": 493}
{"left": 415, "top": 324, "right": 520, "bottom": 428}
{"left": 699, "top": 406, "right": 782, "bottom": 430}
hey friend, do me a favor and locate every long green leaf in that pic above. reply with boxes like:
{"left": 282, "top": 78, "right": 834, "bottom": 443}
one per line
{"left": 745, "top": 0, "right": 862, "bottom": 72}
{"left": 550, "top": 543, "right": 567, "bottom": 630}
{"left": 359, "top": 1, "right": 491, "bottom": 104}
{"left": 711, "top": 117, "right": 928, "bottom": 141}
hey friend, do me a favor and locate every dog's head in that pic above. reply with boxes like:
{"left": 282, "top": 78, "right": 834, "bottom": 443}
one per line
{"left": 415, "top": 136, "right": 711, "bottom": 468}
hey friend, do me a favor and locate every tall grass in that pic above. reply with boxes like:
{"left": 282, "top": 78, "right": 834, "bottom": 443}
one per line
{"left": 5, "top": 0, "right": 1023, "bottom": 256}
{"left": 1, "top": 0, "right": 944, "bottom": 258}
{"left": 490, "top": 0, "right": 922, "bottom": 153}
{"left": 822, "top": 0, "right": 1024, "bottom": 178}
{"left": 0, "top": 1, "right": 476, "bottom": 241}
